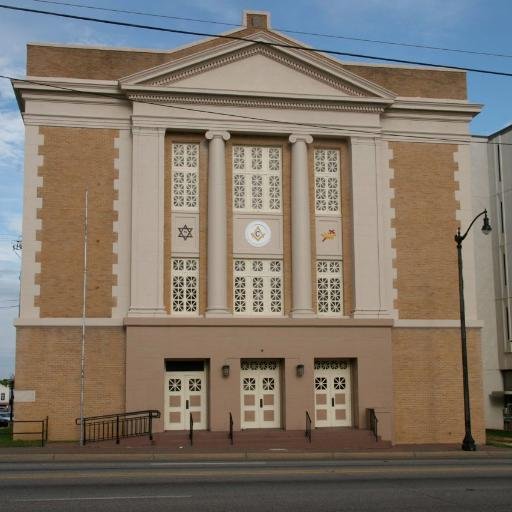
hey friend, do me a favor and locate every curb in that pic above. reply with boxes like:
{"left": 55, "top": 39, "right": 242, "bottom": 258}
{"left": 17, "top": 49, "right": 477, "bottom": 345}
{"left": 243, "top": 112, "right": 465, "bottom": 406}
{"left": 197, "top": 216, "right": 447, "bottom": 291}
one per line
{"left": 1, "top": 449, "right": 512, "bottom": 463}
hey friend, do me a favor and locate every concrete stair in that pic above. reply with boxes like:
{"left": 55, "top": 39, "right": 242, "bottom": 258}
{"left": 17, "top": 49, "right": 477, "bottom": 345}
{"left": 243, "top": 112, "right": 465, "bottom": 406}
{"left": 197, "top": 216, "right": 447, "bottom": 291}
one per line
{"left": 141, "top": 427, "right": 392, "bottom": 451}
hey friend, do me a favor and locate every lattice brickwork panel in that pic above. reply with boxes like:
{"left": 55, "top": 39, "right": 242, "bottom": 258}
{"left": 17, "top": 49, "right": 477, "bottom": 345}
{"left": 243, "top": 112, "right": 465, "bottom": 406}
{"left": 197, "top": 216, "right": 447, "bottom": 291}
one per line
{"left": 317, "top": 260, "right": 343, "bottom": 315}
{"left": 233, "top": 146, "right": 281, "bottom": 213}
{"left": 234, "top": 259, "right": 283, "bottom": 315}
{"left": 171, "top": 258, "right": 199, "bottom": 314}
{"left": 314, "top": 149, "right": 340, "bottom": 214}
{"left": 172, "top": 143, "right": 199, "bottom": 211}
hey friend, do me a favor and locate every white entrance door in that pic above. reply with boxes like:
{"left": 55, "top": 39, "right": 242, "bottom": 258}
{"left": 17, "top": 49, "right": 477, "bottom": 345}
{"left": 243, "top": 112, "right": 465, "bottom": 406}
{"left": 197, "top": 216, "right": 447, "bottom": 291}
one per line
{"left": 314, "top": 360, "right": 352, "bottom": 427}
{"left": 241, "top": 360, "right": 280, "bottom": 429}
{"left": 164, "top": 371, "right": 207, "bottom": 430}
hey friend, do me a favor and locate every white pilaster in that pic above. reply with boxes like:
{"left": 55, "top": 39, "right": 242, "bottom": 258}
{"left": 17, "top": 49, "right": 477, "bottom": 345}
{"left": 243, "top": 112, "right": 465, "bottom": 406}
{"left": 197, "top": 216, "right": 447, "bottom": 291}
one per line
{"left": 112, "top": 129, "right": 132, "bottom": 318}
{"left": 19, "top": 125, "right": 44, "bottom": 319}
{"left": 455, "top": 143, "right": 478, "bottom": 321}
{"left": 128, "top": 126, "right": 166, "bottom": 316}
{"left": 351, "top": 136, "right": 386, "bottom": 318}
{"left": 205, "top": 130, "right": 230, "bottom": 316}
{"left": 377, "top": 139, "right": 395, "bottom": 319}
{"left": 289, "top": 133, "right": 314, "bottom": 317}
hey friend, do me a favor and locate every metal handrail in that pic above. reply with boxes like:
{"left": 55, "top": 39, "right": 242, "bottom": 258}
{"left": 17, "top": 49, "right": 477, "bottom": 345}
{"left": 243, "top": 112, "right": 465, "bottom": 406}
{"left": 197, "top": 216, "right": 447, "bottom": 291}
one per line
{"left": 305, "top": 410, "right": 312, "bottom": 443}
{"left": 10, "top": 417, "right": 48, "bottom": 447}
{"left": 189, "top": 413, "right": 194, "bottom": 446}
{"left": 367, "top": 408, "right": 378, "bottom": 441}
{"left": 75, "top": 410, "right": 160, "bottom": 445}
{"left": 229, "top": 412, "right": 233, "bottom": 445}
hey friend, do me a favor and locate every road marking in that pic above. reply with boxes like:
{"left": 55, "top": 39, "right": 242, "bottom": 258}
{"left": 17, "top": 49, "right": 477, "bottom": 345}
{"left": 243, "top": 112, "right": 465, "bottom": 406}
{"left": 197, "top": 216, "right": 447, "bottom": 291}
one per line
{"left": 14, "top": 495, "right": 192, "bottom": 502}
{"left": 150, "top": 462, "right": 267, "bottom": 466}
{"left": 4, "top": 465, "right": 512, "bottom": 481}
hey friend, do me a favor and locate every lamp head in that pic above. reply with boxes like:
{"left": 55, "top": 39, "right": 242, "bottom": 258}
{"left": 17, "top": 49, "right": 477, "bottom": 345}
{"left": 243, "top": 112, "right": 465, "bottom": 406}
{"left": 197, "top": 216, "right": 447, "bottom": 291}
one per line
{"left": 482, "top": 211, "right": 492, "bottom": 235}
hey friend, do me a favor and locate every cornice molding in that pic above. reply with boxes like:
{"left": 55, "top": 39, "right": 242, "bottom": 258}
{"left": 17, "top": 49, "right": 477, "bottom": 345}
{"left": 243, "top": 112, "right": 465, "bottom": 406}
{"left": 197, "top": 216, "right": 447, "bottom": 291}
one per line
{"left": 127, "top": 92, "right": 387, "bottom": 113}
{"left": 123, "top": 316, "right": 394, "bottom": 327}
{"left": 15, "top": 318, "right": 125, "bottom": 327}
{"left": 22, "top": 114, "right": 131, "bottom": 129}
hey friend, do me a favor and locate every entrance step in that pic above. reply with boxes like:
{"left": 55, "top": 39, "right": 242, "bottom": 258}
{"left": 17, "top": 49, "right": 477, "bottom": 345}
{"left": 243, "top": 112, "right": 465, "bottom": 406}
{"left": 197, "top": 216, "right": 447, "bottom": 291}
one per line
{"left": 121, "top": 428, "right": 392, "bottom": 451}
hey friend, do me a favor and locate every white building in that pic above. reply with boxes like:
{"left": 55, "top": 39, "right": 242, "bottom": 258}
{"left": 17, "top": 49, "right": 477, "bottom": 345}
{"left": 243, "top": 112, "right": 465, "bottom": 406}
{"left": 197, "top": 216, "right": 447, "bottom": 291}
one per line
{"left": 473, "top": 125, "right": 512, "bottom": 430}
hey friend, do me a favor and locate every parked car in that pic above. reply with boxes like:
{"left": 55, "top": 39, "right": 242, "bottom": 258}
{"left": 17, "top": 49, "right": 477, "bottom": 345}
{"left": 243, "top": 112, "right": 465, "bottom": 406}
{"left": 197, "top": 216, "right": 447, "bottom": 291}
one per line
{"left": 0, "top": 411, "right": 12, "bottom": 427}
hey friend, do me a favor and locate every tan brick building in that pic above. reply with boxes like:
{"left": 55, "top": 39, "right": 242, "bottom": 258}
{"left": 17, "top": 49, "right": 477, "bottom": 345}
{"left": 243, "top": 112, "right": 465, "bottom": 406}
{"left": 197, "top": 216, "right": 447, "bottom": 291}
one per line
{"left": 12, "top": 11, "right": 486, "bottom": 444}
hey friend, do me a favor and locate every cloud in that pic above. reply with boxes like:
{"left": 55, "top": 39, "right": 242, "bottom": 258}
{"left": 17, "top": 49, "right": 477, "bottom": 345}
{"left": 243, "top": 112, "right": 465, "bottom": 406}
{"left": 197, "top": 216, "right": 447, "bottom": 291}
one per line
{"left": 61, "top": 21, "right": 130, "bottom": 48}
{"left": 169, "top": 0, "right": 241, "bottom": 24}
{"left": 311, "top": 0, "right": 477, "bottom": 41}
{"left": 0, "top": 109, "right": 24, "bottom": 165}
{"left": 0, "top": 57, "right": 24, "bottom": 102}
{"left": 6, "top": 213, "right": 22, "bottom": 235}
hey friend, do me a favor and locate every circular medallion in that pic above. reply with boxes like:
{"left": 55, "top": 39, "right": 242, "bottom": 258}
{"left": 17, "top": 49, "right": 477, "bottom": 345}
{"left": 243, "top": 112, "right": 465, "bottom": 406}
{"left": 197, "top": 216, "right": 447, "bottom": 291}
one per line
{"left": 245, "top": 221, "right": 271, "bottom": 248}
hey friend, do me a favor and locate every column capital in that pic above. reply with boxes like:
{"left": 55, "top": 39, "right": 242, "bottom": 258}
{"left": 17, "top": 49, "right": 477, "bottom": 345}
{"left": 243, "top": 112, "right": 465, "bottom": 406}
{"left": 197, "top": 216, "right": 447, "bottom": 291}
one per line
{"left": 205, "top": 130, "right": 231, "bottom": 141}
{"left": 289, "top": 134, "right": 313, "bottom": 144}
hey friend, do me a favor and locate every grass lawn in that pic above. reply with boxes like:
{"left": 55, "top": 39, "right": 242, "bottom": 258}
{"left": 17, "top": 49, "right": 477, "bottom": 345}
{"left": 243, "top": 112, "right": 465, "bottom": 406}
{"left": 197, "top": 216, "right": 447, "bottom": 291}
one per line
{"left": 486, "top": 429, "right": 512, "bottom": 448}
{"left": 0, "top": 427, "right": 42, "bottom": 447}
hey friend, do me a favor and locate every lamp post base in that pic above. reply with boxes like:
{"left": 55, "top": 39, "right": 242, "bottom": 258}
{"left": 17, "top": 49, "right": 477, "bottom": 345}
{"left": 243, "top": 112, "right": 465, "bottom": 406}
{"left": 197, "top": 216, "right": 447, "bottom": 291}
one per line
{"left": 462, "top": 434, "right": 477, "bottom": 451}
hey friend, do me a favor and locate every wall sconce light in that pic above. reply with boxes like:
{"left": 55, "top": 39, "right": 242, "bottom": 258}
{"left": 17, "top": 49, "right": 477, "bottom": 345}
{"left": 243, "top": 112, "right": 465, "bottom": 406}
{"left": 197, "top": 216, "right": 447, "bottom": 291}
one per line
{"left": 222, "top": 364, "right": 230, "bottom": 378}
{"left": 296, "top": 364, "right": 304, "bottom": 378}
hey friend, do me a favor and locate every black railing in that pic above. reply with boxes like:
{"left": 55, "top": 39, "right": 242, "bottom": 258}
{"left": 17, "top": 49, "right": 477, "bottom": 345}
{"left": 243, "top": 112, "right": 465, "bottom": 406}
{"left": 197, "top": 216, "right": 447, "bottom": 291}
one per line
{"left": 367, "top": 408, "right": 378, "bottom": 441}
{"left": 228, "top": 412, "right": 233, "bottom": 445}
{"left": 75, "top": 410, "right": 160, "bottom": 445}
{"left": 189, "top": 413, "right": 194, "bottom": 446}
{"left": 305, "top": 410, "right": 312, "bottom": 443}
{"left": 11, "top": 417, "right": 48, "bottom": 447}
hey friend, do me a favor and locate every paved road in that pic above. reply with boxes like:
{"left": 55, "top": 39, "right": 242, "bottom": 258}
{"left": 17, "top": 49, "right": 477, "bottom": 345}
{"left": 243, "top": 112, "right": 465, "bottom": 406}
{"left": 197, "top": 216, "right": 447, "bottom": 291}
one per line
{"left": 2, "top": 458, "right": 512, "bottom": 511}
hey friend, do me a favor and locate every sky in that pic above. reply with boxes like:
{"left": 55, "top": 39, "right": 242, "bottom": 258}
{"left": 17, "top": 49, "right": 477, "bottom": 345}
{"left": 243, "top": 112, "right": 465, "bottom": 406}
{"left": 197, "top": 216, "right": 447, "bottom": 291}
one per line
{"left": 1, "top": 0, "right": 512, "bottom": 378}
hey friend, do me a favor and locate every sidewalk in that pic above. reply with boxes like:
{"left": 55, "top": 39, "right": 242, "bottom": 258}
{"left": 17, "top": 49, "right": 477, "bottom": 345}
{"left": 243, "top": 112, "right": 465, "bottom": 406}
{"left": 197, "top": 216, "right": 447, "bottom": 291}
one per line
{"left": 1, "top": 440, "right": 511, "bottom": 463}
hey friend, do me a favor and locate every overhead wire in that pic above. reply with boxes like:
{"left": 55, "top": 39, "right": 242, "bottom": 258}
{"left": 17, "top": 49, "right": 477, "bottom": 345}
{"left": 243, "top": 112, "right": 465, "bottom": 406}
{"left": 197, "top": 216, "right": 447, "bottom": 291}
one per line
{"left": 1, "top": 3, "right": 512, "bottom": 77}
{"left": 28, "top": 0, "right": 512, "bottom": 59}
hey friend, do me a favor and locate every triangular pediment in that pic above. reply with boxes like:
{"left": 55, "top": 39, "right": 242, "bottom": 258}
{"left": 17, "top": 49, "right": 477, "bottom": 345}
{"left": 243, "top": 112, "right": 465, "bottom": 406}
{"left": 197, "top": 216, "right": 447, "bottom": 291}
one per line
{"left": 119, "top": 33, "right": 397, "bottom": 101}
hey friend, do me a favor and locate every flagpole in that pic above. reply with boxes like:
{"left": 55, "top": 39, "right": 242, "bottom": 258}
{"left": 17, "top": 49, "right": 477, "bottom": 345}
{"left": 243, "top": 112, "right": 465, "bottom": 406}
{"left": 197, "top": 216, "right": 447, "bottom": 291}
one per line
{"left": 79, "top": 189, "right": 88, "bottom": 446}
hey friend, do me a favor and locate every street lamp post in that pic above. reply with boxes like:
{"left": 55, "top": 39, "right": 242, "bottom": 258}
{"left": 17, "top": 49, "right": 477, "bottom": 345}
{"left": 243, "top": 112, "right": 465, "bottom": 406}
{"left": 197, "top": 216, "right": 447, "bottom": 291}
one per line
{"left": 455, "top": 209, "right": 491, "bottom": 451}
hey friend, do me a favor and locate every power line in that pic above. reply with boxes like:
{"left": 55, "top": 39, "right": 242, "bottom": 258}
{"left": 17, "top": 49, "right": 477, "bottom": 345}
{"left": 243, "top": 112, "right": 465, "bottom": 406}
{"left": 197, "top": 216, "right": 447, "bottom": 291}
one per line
{"left": 2, "top": 3, "right": 512, "bottom": 78}
{"left": 28, "top": 0, "right": 512, "bottom": 60}
{"left": 30, "top": 0, "right": 240, "bottom": 27}
{"left": 2, "top": 74, "right": 508, "bottom": 145}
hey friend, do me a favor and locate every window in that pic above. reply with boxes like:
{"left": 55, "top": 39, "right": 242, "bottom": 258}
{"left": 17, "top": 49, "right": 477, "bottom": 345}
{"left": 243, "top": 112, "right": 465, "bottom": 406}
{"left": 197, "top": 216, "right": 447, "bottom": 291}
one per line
{"left": 500, "top": 201, "right": 504, "bottom": 234}
{"left": 504, "top": 253, "right": 508, "bottom": 287}
{"left": 0, "top": 393, "right": 5, "bottom": 401}
{"left": 233, "top": 259, "right": 283, "bottom": 315}
{"left": 497, "top": 144, "right": 502, "bottom": 182}
{"left": 171, "top": 258, "right": 199, "bottom": 314}
{"left": 317, "top": 260, "right": 343, "bottom": 315}
{"left": 314, "top": 149, "right": 340, "bottom": 214}
{"left": 233, "top": 146, "right": 281, "bottom": 212}
{"left": 506, "top": 305, "right": 511, "bottom": 342}
{"left": 172, "top": 143, "right": 199, "bottom": 211}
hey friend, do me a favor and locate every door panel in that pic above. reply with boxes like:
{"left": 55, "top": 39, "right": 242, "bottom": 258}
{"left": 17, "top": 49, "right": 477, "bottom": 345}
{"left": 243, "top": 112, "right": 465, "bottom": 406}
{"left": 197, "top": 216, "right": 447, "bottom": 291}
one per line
{"left": 314, "top": 360, "right": 351, "bottom": 427}
{"left": 165, "top": 371, "right": 207, "bottom": 430}
{"left": 241, "top": 360, "right": 280, "bottom": 428}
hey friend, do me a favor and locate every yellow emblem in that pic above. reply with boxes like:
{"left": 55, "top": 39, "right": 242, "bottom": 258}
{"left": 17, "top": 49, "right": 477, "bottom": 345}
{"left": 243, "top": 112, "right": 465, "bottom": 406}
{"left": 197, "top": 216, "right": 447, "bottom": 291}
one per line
{"left": 321, "top": 229, "right": 336, "bottom": 242}
{"left": 251, "top": 225, "right": 265, "bottom": 242}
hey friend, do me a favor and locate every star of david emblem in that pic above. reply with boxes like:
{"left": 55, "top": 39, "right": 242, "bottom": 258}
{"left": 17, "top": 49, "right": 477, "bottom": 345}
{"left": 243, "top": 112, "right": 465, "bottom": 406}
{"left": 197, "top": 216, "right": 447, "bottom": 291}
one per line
{"left": 178, "top": 224, "right": 193, "bottom": 241}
